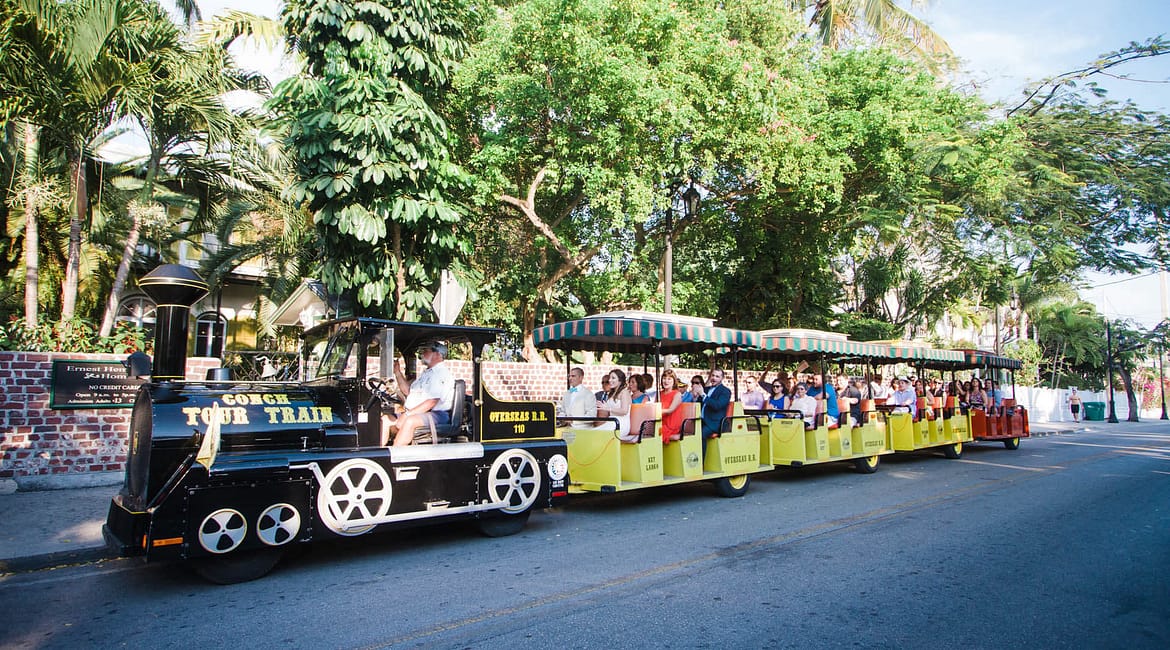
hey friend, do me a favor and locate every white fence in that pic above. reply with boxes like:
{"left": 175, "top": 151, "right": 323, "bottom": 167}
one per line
{"left": 1011, "top": 386, "right": 1155, "bottom": 422}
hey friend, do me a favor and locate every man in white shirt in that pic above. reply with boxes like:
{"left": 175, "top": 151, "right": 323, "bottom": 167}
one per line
{"left": 383, "top": 340, "right": 455, "bottom": 446}
{"left": 890, "top": 377, "right": 917, "bottom": 419}
{"left": 788, "top": 383, "right": 818, "bottom": 429}
{"left": 559, "top": 367, "right": 597, "bottom": 420}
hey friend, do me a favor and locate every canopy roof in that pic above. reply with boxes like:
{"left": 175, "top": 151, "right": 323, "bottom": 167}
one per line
{"left": 870, "top": 340, "right": 966, "bottom": 366}
{"left": 954, "top": 349, "right": 1024, "bottom": 370}
{"left": 745, "top": 329, "right": 890, "bottom": 360}
{"left": 533, "top": 311, "right": 758, "bottom": 354}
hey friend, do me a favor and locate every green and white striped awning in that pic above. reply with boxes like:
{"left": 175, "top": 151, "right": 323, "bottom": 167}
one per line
{"left": 867, "top": 340, "right": 966, "bottom": 367}
{"left": 533, "top": 312, "right": 758, "bottom": 354}
{"left": 744, "top": 329, "right": 889, "bottom": 360}
{"left": 956, "top": 349, "right": 1024, "bottom": 370}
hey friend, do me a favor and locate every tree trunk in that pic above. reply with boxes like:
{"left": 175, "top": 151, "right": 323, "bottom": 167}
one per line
{"left": 22, "top": 122, "right": 41, "bottom": 329}
{"left": 392, "top": 222, "right": 405, "bottom": 319}
{"left": 61, "top": 141, "right": 87, "bottom": 322}
{"left": 1117, "top": 365, "right": 1140, "bottom": 422}
{"left": 100, "top": 148, "right": 161, "bottom": 337}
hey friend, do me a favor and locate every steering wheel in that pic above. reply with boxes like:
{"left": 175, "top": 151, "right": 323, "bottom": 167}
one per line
{"left": 364, "top": 377, "right": 402, "bottom": 411}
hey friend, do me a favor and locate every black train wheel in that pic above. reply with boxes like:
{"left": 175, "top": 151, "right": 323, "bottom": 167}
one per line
{"left": 192, "top": 548, "right": 284, "bottom": 585}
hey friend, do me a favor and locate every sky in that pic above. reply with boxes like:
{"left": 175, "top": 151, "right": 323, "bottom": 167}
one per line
{"left": 198, "top": 0, "right": 1170, "bottom": 328}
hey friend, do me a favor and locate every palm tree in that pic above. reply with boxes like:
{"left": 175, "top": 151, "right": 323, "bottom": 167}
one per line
{"left": 96, "top": 4, "right": 264, "bottom": 336}
{"left": 797, "top": 0, "right": 952, "bottom": 65}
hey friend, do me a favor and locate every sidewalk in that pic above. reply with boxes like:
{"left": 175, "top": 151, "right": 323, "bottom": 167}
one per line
{"left": 1, "top": 419, "right": 1164, "bottom": 575}
{"left": 0, "top": 484, "right": 119, "bottom": 573}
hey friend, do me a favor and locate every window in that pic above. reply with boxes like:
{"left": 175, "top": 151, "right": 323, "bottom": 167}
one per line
{"left": 195, "top": 312, "right": 228, "bottom": 358}
{"left": 116, "top": 295, "right": 157, "bottom": 337}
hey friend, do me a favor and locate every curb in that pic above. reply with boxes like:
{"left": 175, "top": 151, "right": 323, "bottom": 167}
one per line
{"left": 0, "top": 545, "right": 113, "bottom": 575}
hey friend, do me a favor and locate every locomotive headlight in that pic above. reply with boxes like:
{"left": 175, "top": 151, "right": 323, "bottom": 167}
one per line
{"left": 547, "top": 454, "right": 568, "bottom": 481}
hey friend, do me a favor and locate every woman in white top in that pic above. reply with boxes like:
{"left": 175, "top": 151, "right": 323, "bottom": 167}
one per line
{"left": 788, "top": 383, "right": 818, "bottom": 429}
{"left": 596, "top": 369, "right": 633, "bottom": 441}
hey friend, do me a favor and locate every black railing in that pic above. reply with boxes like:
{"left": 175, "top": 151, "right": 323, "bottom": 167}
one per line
{"left": 222, "top": 351, "right": 300, "bottom": 381}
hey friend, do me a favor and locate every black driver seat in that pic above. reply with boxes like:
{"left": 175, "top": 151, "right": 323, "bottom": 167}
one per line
{"left": 412, "top": 379, "right": 466, "bottom": 444}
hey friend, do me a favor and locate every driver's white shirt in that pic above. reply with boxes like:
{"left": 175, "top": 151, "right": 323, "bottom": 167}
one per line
{"left": 405, "top": 362, "right": 454, "bottom": 412}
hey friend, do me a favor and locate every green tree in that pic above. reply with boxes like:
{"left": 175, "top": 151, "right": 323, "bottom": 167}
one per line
{"left": 272, "top": 0, "right": 471, "bottom": 319}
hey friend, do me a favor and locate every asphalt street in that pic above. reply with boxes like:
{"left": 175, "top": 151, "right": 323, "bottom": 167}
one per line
{"left": 1, "top": 422, "right": 1167, "bottom": 649}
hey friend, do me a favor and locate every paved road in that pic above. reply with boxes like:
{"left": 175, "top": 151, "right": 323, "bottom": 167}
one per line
{"left": 2, "top": 425, "right": 1168, "bottom": 649}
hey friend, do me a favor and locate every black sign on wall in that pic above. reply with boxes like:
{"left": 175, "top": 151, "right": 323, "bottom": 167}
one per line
{"left": 50, "top": 360, "right": 143, "bottom": 409}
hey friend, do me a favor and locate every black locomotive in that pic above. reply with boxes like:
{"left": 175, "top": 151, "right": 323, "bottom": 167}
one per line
{"left": 104, "top": 265, "right": 569, "bottom": 583}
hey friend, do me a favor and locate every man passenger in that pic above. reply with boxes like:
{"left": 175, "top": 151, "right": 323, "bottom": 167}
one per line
{"left": 807, "top": 371, "right": 839, "bottom": 427}
{"left": 382, "top": 341, "right": 454, "bottom": 446}
{"left": 700, "top": 368, "right": 731, "bottom": 453}
{"left": 890, "top": 377, "right": 918, "bottom": 419}
{"left": 560, "top": 367, "right": 597, "bottom": 420}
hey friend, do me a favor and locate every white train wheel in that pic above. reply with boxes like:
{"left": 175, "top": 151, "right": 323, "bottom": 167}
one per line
{"left": 199, "top": 508, "right": 248, "bottom": 554}
{"left": 317, "top": 458, "right": 393, "bottom": 536}
{"left": 256, "top": 503, "right": 301, "bottom": 546}
{"left": 487, "top": 449, "right": 541, "bottom": 514}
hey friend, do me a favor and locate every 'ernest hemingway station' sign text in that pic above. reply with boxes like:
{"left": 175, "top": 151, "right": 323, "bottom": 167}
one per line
{"left": 50, "top": 360, "right": 142, "bottom": 409}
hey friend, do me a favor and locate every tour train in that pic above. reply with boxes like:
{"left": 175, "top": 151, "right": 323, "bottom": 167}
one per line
{"left": 104, "top": 266, "right": 1027, "bottom": 583}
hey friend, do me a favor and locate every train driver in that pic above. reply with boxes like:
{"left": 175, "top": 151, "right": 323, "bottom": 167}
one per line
{"left": 381, "top": 340, "right": 455, "bottom": 446}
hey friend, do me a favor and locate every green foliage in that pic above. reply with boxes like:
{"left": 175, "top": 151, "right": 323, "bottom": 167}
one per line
{"left": 1002, "top": 339, "right": 1042, "bottom": 387}
{"left": 0, "top": 316, "right": 146, "bottom": 353}
{"left": 273, "top": 0, "right": 472, "bottom": 318}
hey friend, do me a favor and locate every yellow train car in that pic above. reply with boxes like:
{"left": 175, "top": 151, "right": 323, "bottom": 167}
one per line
{"left": 748, "top": 329, "right": 896, "bottom": 474}
{"left": 533, "top": 312, "right": 773, "bottom": 498}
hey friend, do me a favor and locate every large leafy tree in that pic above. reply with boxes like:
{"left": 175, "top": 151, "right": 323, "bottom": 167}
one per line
{"left": 452, "top": 0, "right": 814, "bottom": 357}
{"left": 273, "top": 0, "right": 471, "bottom": 319}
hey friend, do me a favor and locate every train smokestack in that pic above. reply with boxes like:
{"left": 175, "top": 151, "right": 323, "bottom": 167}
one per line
{"left": 138, "top": 264, "right": 208, "bottom": 381}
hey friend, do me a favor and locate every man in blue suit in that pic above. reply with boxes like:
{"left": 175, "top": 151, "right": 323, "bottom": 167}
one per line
{"left": 701, "top": 368, "right": 731, "bottom": 454}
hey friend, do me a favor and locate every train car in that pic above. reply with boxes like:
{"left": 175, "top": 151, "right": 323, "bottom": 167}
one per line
{"left": 869, "top": 341, "right": 972, "bottom": 459}
{"left": 745, "top": 329, "right": 895, "bottom": 474}
{"left": 954, "top": 349, "right": 1030, "bottom": 449}
{"left": 532, "top": 311, "right": 772, "bottom": 497}
{"left": 104, "top": 265, "right": 569, "bottom": 583}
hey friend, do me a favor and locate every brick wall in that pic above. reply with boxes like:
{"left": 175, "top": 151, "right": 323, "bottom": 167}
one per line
{"left": 1, "top": 352, "right": 726, "bottom": 491}
{"left": 0, "top": 353, "right": 221, "bottom": 491}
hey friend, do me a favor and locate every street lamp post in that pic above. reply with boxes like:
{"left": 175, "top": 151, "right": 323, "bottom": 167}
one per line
{"left": 664, "top": 182, "right": 700, "bottom": 315}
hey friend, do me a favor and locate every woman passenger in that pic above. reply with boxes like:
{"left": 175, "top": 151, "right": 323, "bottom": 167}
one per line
{"left": 659, "top": 370, "right": 685, "bottom": 443}
{"left": 968, "top": 378, "right": 987, "bottom": 411}
{"left": 630, "top": 374, "right": 649, "bottom": 404}
{"left": 597, "top": 369, "right": 633, "bottom": 440}
{"left": 766, "top": 378, "right": 789, "bottom": 417}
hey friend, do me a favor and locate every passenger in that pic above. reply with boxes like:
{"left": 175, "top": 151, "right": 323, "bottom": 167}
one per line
{"left": 890, "top": 377, "right": 917, "bottom": 418}
{"left": 659, "top": 370, "right": 685, "bottom": 443}
{"left": 806, "top": 372, "right": 839, "bottom": 427}
{"left": 559, "top": 366, "right": 597, "bottom": 420}
{"left": 741, "top": 374, "right": 768, "bottom": 410}
{"left": 968, "top": 378, "right": 987, "bottom": 411}
{"left": 383, "top": 341, "right": 455, "bottom": 447}
{"left": 681, "top": 375, "right": 706, "bottom": 403}
{"left": 869, "top": 376, "right": 888, "bottom": 400}
{"left": 700, "top": 368, "right": 732, "bottom": 453}
{"left": 986, "top": 379, "right": 1004, "bottom": 415}
{"left": 630, "top": 373, "right": 650, "bottom": 404}
{"left": 788, "top": 382, "right": 818, "bottom": 429}
{"left": 839, "top": 374, "right": 862, "bottom": 426}
{"left": 641, "top": 373, "right": 657, "bottom": 402}
{"left": 596, "top": 369, "right": 633, "bottom": 441}
{"left": 766, "top": 378, "right": 789, "bottom": 416}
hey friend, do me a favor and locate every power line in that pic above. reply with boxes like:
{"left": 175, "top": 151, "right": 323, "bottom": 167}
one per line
{"left": 1086, "top": 270, "right": 1160, "bottom": 288}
